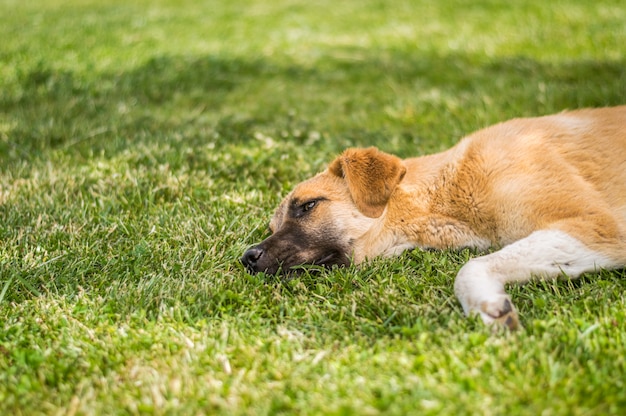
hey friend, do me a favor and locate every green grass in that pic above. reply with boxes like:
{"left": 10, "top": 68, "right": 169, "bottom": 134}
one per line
{"left": 1, "top": 0, "right": 625, "bottom": 414}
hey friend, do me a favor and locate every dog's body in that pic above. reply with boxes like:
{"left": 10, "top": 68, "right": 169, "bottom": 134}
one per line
{"left": 242, "top": 106, "right": 626, "bottom": 329}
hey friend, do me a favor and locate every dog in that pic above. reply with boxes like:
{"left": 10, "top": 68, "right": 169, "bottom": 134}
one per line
{"left": 242, "top": 106, "right": 626, "bottom": 329}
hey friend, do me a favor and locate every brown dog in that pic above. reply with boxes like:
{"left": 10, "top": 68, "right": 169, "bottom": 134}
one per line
{"left": 242, "top": 106, "right": 626, "bottom": 329}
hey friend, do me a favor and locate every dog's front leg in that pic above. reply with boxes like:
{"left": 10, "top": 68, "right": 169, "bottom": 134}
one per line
{"left": 454, "top": 229, "right": 619, "bottom": 330}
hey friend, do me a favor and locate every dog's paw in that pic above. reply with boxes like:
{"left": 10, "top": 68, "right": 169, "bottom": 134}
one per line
{"left": 479, "top": 296, "right": 521, "bottom": 331}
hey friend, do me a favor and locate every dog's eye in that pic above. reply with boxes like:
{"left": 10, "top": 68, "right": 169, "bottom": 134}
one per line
{"left": 291, "top": 198, "right": 325, "bottom": 218}
{"left": 302, "top": 200, "right": 317, "bottom": 212}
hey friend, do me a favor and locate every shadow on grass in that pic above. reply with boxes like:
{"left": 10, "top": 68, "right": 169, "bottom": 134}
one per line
{"left": 1, "top": 51, "right": 625, "bottom": 167}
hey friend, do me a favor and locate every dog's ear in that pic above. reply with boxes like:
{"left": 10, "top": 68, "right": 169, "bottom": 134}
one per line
{"left": 329, "top": 147, "right": 406, "bottom": 218}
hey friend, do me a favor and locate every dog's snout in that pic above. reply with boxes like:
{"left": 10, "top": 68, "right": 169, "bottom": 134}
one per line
{"left": 241, "top": 246, "right": 264, "bottom": 273}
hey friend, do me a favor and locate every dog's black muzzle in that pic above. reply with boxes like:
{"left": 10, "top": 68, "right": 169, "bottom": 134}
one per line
{"left": 241, "top": 246, "right": 264, "bottom": 274}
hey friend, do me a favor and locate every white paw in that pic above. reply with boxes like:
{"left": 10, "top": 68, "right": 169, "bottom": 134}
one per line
{"left": 478, "top": 295, "right": 520, "bottom": 330}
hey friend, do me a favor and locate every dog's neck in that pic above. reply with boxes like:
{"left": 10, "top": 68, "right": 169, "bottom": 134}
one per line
{"left": 352, "top": 140, "right": 492, "bottom": 262}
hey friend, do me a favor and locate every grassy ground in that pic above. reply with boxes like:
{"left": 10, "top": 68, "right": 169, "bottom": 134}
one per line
{"left": 1, "top": 0, "right": 626, "bottom": 414}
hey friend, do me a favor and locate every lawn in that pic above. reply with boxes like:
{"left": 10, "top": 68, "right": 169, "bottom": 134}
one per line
{"left": 1, "top": 0, "right": 625, "bottom": 414}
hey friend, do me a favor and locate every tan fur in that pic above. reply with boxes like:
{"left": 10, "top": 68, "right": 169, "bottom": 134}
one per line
{"left": 354, "top": 107, "right": 626, "bottom": 257}
{"left": 243, "top": 106, "right": 626, "bottom": 329}
{"left": 328, "top": 148, "right": 407, "bottom": 218}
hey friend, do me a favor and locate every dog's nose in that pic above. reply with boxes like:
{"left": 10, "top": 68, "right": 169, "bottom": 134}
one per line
{"left": 241, "top": 246, "right": 264, "bottom": 273}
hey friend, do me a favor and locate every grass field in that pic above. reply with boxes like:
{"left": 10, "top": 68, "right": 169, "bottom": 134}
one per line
{"left": 1, "top": 0, "right": 626, "bottom": 414}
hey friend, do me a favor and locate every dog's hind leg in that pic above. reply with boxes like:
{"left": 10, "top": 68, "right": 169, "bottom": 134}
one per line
{"left": 453, "top": 229, "right": 623, "bottom": 330}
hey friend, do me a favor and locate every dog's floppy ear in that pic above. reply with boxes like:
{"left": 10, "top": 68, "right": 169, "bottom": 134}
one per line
{"left": 328, "top": 147, "right": 406, "bottom": 218}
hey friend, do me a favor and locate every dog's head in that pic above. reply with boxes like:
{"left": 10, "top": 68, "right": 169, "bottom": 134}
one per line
{"left": 241, "top": 147, "right": 406, "bottom": 275}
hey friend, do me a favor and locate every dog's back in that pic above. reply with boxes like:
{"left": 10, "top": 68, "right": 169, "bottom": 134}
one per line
{"left": 451, "top": 106, "right": 626, "bottom": 247}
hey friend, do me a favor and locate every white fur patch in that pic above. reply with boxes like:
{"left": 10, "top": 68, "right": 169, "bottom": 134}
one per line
{"left": 551, "top": 114, "right": 591, "bottom": 132}
{"left": 454, "top": 230, "right": 618, "bottom": 323}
